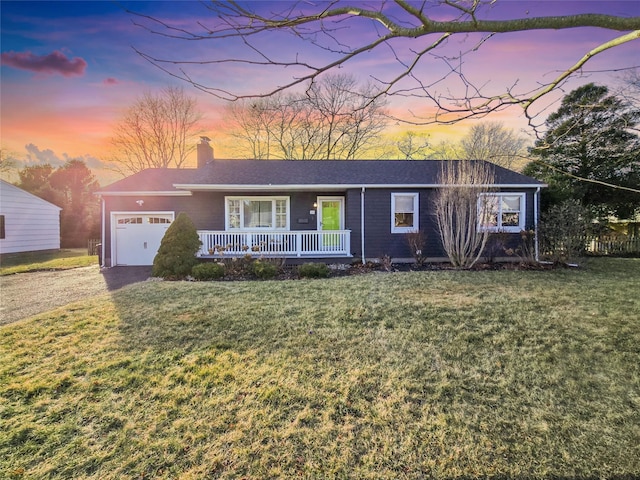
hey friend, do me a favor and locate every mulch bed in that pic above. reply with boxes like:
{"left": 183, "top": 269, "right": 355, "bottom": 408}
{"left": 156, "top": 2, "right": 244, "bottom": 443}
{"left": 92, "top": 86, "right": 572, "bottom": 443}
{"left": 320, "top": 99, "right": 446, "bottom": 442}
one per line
{"left": 208, "top": 259, "right": 562, "bottom": 282}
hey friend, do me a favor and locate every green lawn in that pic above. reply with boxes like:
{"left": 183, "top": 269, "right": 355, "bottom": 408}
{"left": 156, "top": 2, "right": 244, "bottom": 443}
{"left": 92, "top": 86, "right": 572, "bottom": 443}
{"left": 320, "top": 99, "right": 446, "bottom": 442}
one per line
{"left": 0, "top": 249, "right": 97, "bottom": 275}
{"left": 1, "top": 258, "right": 639, "bottom": 479}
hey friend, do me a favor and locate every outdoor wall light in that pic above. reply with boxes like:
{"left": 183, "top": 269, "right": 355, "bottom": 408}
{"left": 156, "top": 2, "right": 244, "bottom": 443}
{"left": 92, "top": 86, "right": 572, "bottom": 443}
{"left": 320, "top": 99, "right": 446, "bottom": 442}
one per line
{"left": 136, "top": 199, "right": 144, "bottom": 206}
{"left": 313, "top": 202, "right": 318, "bottom": 208}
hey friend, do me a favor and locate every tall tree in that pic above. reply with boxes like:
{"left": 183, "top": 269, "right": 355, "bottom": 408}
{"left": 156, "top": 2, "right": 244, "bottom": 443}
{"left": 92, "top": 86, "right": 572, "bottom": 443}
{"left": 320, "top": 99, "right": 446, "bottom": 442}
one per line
{"left": 427, "top": 122, "right": 527, "bottom": 168}
{"left": 110, "top": 86, "right": 203, "bottom": 174}
{"left": 17, "top": 164, "right": 62, "bottom": 206}
{"left": 0, "top": 147, "right": 17, "bottom": 176}
{"left": 525, "top": 83, "right": 640, "bottom": 218}
{"left": 225, "top": 74, "right": 387, "bottom": 159}
{"left": 50, "top": 159, "right": 101, "bottom": 247}
{"left": 130, "top": 1, "right": 639, "bottom": 130}
{"left": 460, "top": 122, "right": 527, "bottom": 169}
{"left": 16, "top": 160, "right": 101, "bottom": 247}
{"left": 396, "top": 131, "right": 430, "bottom": 160}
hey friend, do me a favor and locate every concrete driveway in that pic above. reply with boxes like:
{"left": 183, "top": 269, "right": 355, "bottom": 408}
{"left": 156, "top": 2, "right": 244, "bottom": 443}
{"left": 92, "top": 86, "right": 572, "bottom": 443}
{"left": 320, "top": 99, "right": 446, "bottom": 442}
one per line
{"left": 0, "top": 266, "right": 152, "bottom": 326}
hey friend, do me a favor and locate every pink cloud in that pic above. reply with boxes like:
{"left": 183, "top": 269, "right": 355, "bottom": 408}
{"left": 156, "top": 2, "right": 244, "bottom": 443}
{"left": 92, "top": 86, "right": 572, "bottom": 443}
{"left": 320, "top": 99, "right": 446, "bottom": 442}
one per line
{"left": 103, "top": 77, "right": 119, "bottom": 85}
{"left": 1, "top": 50, "right": 87, "bottom": 77}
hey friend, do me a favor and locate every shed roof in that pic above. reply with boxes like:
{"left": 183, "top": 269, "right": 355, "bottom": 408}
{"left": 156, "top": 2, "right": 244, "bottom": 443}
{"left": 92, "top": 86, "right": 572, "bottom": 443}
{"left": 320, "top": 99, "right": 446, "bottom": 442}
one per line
{"left": 0, "top": 179, "right": 62, "bottom": 210}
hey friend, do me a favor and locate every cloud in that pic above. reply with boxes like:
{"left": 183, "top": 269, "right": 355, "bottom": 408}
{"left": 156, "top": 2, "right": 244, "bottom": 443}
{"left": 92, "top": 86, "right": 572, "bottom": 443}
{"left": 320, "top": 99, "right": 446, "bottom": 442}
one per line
{"left": 1, "top": 50, "right": 87, "bottom": 77}
{"left": 103, "top": 77, "right": 119, "bottom": 85}
{"left": 24, "top": 143, "right": 112, "bottom": 171}
{"left": 24, "top": 143, "right": 65, "bottom": 166}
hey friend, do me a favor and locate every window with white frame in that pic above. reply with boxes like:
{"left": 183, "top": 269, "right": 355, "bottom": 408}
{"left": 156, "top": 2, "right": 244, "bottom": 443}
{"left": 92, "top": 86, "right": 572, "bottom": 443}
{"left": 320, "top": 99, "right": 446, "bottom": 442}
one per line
{"left": 391, "top": 193, "right": 419, "bottom": 233}
{"left": 226, "top": 197, "right": 289, "bottom": 230}
{"left": 478, "top": 193, "right": 525, "bottom": 232}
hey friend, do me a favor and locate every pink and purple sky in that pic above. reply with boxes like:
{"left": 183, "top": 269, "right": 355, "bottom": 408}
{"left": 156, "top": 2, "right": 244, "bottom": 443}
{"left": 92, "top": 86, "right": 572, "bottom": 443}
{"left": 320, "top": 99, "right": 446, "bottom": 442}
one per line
{"left": 1, "top": 1, "right": 638, "bottom": 185}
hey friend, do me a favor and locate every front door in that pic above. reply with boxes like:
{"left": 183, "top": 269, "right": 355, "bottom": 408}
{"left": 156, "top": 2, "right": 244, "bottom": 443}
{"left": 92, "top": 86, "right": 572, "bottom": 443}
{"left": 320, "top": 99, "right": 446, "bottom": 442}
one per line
{"left": 317, "top": 197, "right": 344, "bottom": 249}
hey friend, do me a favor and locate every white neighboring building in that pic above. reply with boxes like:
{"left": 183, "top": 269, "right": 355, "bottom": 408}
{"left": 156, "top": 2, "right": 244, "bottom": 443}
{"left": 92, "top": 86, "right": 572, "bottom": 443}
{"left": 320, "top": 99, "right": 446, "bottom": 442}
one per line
{"left": 0, "top": 179, "right": 62, "bottom": 255}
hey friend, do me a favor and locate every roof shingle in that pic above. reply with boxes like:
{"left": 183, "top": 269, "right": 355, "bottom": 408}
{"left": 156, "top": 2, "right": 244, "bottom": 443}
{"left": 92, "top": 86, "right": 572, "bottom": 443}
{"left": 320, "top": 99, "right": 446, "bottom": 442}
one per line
{"left": 99, "top": 159, "right": 544, "bottom": 193}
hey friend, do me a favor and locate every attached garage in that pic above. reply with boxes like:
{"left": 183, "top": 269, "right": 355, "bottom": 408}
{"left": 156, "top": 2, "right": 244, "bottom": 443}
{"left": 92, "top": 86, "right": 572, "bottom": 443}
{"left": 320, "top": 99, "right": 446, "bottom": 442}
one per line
{"left": 111, "top": 212, "right": 174, "bottom": 266}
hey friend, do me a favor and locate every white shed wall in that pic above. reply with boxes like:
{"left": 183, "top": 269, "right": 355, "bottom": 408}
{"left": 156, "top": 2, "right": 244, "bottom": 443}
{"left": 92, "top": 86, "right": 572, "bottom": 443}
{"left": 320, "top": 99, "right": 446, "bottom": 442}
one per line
{"left": 0, "top": 180, "right": 62, "bottom": 254}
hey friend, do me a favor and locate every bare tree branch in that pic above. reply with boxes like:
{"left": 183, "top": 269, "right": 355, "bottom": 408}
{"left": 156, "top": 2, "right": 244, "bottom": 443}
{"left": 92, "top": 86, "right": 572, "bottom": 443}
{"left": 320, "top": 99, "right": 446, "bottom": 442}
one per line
{"left": 108, "top": 86, "right": 203, "bottom": 175}
{"left": 224, "top": 74, "right": 388, "bottom": 159}
{"left": 128, "top": 0, "right": 640, "bottom": 128}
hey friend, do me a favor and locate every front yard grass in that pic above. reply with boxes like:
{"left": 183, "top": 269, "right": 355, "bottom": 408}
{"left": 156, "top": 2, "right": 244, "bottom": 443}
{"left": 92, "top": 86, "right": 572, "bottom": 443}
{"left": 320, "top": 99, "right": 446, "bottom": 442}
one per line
{"left": 0, "top": 249, "right": 97, "bottom": 276}
{"left": 1, "top": 258, "right": 638, "bottom": 479}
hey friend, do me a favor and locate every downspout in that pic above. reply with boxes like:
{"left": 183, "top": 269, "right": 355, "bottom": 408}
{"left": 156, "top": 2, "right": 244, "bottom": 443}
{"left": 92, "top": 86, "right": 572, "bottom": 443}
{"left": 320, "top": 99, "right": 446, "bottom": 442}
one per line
{"left": 101, "top": 196, "right": 106, "bottom": 268}
{"left": 534, "top": 187, "right": 540, "bottom": 262}
{"left": 361, "top": 186, "right": 366, "bottom": 264}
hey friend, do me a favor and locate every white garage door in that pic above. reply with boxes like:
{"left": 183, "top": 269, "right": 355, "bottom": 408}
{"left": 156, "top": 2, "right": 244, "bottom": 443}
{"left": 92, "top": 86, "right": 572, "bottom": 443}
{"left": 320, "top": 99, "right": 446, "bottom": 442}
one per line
{"left": 113, "top": 213, "right": 174, "bottom": 266}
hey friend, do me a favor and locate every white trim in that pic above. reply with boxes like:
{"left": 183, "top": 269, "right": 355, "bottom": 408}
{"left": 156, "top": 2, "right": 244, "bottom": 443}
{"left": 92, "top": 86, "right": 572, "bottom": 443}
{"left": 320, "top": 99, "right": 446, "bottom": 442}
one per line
{"left": 478, "top": 192, "right": 526, "bottom": 233}
{"left": 174, "top": 183, "right": 545, "bottom": 192}
{"left": 97, "top": 191, "right": 192, "bottom": 197}
{"left": 317, "top": 196, "right": 345, "bottom": 231}
{"left": 224, "top": 196, "right": 290, "bottom": 230}
{"left": 391, "top": 192, "right": 419, "bottom": 234}
{"left": 110, "top": 211, "right": 175, "bottom": 266}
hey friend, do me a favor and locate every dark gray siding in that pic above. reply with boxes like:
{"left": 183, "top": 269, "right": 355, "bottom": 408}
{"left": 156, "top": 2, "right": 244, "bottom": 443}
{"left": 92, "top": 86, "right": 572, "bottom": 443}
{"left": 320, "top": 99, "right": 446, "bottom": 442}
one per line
{"left": 103, "top": 190, "right": 349, "bottom": 265}
{"left": 102, "top": 186, "right": 540, "bottom": 265}
{"left": 358, "top": 187, "right": 540, "bottom": 260}
{"left": 360, "top": 188, "right": 441, "bottom": 259}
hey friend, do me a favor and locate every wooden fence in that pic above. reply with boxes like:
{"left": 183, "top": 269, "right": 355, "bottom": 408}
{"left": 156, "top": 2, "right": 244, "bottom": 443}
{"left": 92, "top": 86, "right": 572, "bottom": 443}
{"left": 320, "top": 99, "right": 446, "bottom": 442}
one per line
{"left": 87, "top": 239, "right": 101, "bottom": 255}
{"left": 583, "top": 235, "right": 640, "bottom": 256}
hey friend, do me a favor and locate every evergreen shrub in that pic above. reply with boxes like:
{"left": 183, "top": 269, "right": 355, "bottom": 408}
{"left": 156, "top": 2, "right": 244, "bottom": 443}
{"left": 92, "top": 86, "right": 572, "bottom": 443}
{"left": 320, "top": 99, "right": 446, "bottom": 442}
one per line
{"left": 192, "top": 262, "right": 225, "bottom": 280}
{"left": 298, "top": 262, "right": 330, "bottom": 278}
{"left": 152, "top": 212, "right": 202, "bottom": 279}
{"left": 251, "top": 260, "right": 278, "bottom": 280}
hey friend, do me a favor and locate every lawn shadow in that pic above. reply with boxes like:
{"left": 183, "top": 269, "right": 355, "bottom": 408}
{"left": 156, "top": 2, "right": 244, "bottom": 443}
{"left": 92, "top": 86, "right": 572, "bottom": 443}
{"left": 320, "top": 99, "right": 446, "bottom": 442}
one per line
{"left": 100, "top": 266, "right": 154, "bottom": 291}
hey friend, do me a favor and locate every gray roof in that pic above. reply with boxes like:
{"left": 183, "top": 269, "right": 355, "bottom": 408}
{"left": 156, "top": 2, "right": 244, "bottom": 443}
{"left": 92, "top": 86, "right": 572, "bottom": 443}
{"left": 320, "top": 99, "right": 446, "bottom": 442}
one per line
{"left": 99, "top": 159, "right": 544, "bottom": 194}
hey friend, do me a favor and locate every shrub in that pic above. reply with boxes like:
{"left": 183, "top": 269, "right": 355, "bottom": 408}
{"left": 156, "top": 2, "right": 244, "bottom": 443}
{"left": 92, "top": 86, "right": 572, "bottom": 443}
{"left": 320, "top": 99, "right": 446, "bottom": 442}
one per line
{"left": 152, "top": 212, "right": 202, "bottom": 279}
{"left": 251, "top": 260, "right": 278, "bottom": 280}
{"left": 379, "top": 254, "right": 393, "bottom": 272}
{"left": 405, "top": 229, "right": 427, "bottom": 266}
{"left": 484, "top": 230, "right": 511, "bottom": 264}
{"left": 540, "top": 200, "right": 589, "bottom": 264}
{"left": 223, "top": 254, "right": 254, "bottom": 278}
{"left": 192, "top": 262, "right": 225, "bottom": 280}
{"left": 298, "top": 262, "right": 330, "bottom": 278}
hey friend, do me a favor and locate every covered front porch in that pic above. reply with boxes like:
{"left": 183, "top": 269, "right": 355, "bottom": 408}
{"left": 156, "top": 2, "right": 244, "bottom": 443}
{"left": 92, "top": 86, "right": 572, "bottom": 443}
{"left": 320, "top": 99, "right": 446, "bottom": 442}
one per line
{"left": 197, "top": 230, "right": 352, "bottom": 258}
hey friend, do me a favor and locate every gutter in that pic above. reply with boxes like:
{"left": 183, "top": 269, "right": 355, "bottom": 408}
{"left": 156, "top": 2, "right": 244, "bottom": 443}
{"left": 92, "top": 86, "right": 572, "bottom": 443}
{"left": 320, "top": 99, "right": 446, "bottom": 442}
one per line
{"left": 173, "top": 183, "right": 545, "bottom": 192}
{"left": 100, "top": 196, "right": 106, "bottom": 268}
{"left": 534, "top": 187, "right": 540, "bottom": 262}
{"left": 361, "top": 187, "right": 366, "bottom": 264}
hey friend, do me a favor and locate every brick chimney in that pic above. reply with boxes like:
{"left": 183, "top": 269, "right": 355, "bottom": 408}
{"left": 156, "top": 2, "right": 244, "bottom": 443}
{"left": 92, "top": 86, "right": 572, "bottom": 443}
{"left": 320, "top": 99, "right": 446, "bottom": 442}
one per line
{"left": 197, "top": 136, "right": 214, "bottom": 168}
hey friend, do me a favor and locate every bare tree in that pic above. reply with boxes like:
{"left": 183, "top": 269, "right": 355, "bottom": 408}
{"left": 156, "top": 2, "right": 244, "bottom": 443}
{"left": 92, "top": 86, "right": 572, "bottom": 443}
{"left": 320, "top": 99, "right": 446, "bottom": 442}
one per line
{"left": 129, "top": 2, "right": 639, "bottom": 132}
{"left": 396, "top": 131, "right": 430, "bottom": 159}
{"left": 426, "top": 122, "right": 527, "bottom": 168}
{"left": 225, "top": 97, "right": 277, "bottom": 159}
{"left": 224, "top": 74, "right": 387, "bottom": 159}
{"left": 616, "top": 68, "right": 640, "bottom": 109}
{"left": 434, "top": 160, "right": 495, "bottom": 268}
{"left": 109, "top": 86, "right": 203, "bottom": 174}
{"left": 460, "top": 122, "right": 528, "bottom": 169}
{"left": 428, "top": 140, "right": 463, "bottom": 161}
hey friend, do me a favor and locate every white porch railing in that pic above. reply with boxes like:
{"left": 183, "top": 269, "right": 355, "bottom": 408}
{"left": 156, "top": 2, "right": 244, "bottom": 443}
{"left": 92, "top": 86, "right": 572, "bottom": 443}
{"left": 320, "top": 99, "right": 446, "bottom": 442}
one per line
{"left": 198, "top": 230, "right": 351, "bottom": 258}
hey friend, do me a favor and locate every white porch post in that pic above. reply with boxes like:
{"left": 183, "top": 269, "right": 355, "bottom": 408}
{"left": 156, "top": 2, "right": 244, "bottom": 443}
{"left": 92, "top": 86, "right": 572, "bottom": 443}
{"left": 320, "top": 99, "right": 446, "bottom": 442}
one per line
{"left": 100, "top": 196, "right": 106, "bottom": 267}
